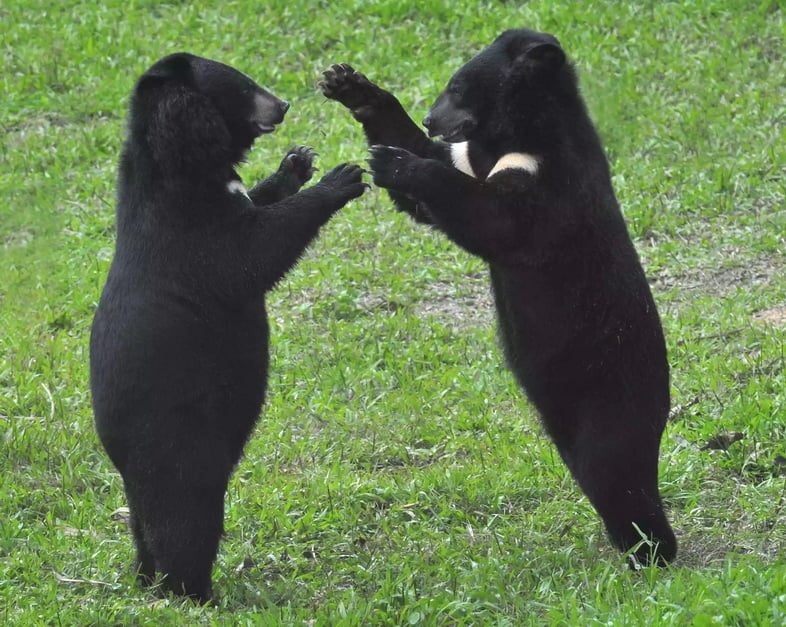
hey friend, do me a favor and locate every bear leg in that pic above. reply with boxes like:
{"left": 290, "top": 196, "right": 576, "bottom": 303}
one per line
{"left": 145, "top": 481, "right": 225, "bottom": 603}
{"left": 128, "top": 504, "right": 155, "bottom": 586}
{"left": 555, "top": 413, "right": 677, "bottom": 565}
{"left": 125, "top": 437, "right": 232, "bottom": 603}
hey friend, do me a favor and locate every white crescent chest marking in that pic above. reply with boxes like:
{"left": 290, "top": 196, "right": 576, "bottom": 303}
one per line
{"left": 487, "top": 152, "right": 539, "bottom": 177}
{"left": 227, "top": 180, "right": 250, "bottom": 200}
{"left": 450, "top": 145, "right": 539, "bottom": 180}
{"left": 450, "top": 142, "right": 477, "bottom": 178}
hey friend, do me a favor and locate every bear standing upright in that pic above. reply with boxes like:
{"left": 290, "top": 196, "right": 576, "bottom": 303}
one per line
{"left": 91, "top": 52, "right": 365, "bottom": 601}
{"left": 321, "top": 29, "right": 676, "bottom": 565}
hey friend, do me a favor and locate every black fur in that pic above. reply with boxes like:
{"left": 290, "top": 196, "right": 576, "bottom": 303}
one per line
{"left": 91, "top": 52, "right": 365, "bottom": 601}
{"left": 321, "top": 29, "right": 676, "bottom": 565}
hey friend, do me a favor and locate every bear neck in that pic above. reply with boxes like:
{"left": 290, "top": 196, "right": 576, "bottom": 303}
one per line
{"left": 487, "top": 88, "right": 603, "bottom": 166}
{"left": 117, "top": 142, "right": 242, "bottom": 230}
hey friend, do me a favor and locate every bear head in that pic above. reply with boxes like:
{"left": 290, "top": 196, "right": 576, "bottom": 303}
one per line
{"left": 423, "top": 29, "right": 578, "bottom": 155}
{"left": 128, "top": 52, "right": 289, "bottom": 174}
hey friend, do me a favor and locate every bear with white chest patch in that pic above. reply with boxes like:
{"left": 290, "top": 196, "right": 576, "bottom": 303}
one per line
{"left": 321, "top": 29, "right": 676, "bottom": 565}
{"left": 90, "top": 53, "right": 365, "bottom": 601}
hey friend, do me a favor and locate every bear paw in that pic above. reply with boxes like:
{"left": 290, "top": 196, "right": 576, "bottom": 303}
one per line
{"left": 367, "top": 145, "right": 420, "bottom": 191}
{"left": 319, "top": 64, "right": 388, "bottom": 113}
{"left": 279, "top": 145, "right": 316, "bottom": 187}
{"left": 318, "top": 163, "right": 367, "bottom": 202}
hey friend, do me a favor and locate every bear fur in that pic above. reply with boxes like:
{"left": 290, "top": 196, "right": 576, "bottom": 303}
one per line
{"left": 90, "top": 52, "right": 365, "bottom": 601}
{"left": 321, "top": 29, "right": 676, "bottom": 565}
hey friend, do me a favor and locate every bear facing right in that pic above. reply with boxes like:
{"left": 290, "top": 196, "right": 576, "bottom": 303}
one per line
{"left": 91, "top": 53, "right": 365, "bottom": 601}
{"left": 322, "top": 29, "right": 677, "bottom": 565}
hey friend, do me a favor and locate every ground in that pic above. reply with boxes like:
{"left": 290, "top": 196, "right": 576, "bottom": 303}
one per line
{"left": 1, "top": 0, "right": 785, "bottom": 624}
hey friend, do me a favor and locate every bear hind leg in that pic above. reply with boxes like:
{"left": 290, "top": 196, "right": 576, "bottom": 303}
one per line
{"left": 554, "top": 414, "right": 677, "bottom": 566}
{"left": 142, "top": 476, "right": 227, "bottom": 603}
{"left": 128, "top": 506, "right": 156, "bottom": 586}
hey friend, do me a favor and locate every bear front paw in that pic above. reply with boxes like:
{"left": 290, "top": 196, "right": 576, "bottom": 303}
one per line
{"left": 279, "top": 145, "right": 316, "bottom": 186}
{"left": 318, "top": 163, "right": 367, "bottom": 202}
{"left": 367, "top": 145, "right": 420, "bottom": 191}
{"left": 319, "top": 64, "right": 387, "bottom": 113}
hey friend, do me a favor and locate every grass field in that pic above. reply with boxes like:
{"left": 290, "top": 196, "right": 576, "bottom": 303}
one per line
{"left": 2, "top": 0, "right": 785, "bottom": 624}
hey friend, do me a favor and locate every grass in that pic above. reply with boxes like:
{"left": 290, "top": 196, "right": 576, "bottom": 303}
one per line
{"left": 1, "top": 0, "right": 785, "bottom": 623}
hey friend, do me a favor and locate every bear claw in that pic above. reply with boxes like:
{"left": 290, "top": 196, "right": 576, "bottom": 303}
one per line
{"left": 319, "top": 63, "right": 383, "bottom": 111}
{"left": 280, "top": 145, "right": 316, "bottom": 185}
{"left": 367, "top": 145, "right": 419, "bottom": 190}
{"left": 318, "top": 162, "right": 366, "bottom": 201}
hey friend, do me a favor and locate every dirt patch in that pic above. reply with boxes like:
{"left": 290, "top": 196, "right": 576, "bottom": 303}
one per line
{"left": 1, "top": 113, "right": 68, "bottom": 148}
{"left": 2, "top": 111, "right": 117, "bottom": 149}
{"left": 414, "top": 274, "right": 494, "bottom": 330}
{"left": 272, "top": 273, "right": 494, "bottom": 330}
{"left": 753, "top": 305, "right": 786, "bottom": 326}
{"left": 2, "top": 228, "right": 33, "bottom": 250}
{"left": 652, "top": 250, "right": 784, "bottom": 297}
{"left": 676, "top": 512, "right": 786, "bottom": 568}
{"left": 354, "top": 293, "right": 405, "bottom": 313}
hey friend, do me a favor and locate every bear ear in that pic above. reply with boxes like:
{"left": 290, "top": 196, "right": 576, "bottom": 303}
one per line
{"left": 137, "top": 53, "right": 193, "bottom": 90}
{"left": 509, "top": 40, "right": 566, "bottom": 78}
{"left": 524, "top": 42, "right": 566, "bottom": 71}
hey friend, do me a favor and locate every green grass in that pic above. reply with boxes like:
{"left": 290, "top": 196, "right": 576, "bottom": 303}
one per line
{"left": 1, "top": 0, "right": 785, "bottom": 623}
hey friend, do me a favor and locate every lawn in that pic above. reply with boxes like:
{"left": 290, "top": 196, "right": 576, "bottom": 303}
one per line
{"left": 1, "top": 0, "right": 785, "bottom": 624}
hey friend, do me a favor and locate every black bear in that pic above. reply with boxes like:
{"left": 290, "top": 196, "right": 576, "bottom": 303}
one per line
{"left": 321, "top": 29, "right": 677, "bottom": 565}
{"left": 90, "top": 52, "right": 365, "bottom": 601}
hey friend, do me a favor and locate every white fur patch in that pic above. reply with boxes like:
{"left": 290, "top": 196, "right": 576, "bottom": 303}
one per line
{"left": 227, "top": 180, "right": 250, "bottom": 199}
{"left": 450, "top": 142, "right": 476, "bottom": 178}
{"left": 487, "top": 152, "right": 539, "bottom": 178}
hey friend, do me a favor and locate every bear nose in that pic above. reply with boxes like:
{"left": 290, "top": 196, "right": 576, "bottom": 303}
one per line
{"left": 280, "top": 100, "right": 290, "bottom": 113}
{"left": 422, "top": 114, "right": 433, "bottom": 129}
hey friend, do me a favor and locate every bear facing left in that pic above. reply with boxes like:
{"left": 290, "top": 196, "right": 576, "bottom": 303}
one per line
{"left": 90, "top": 52, "right": 365, "bottom": 602}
